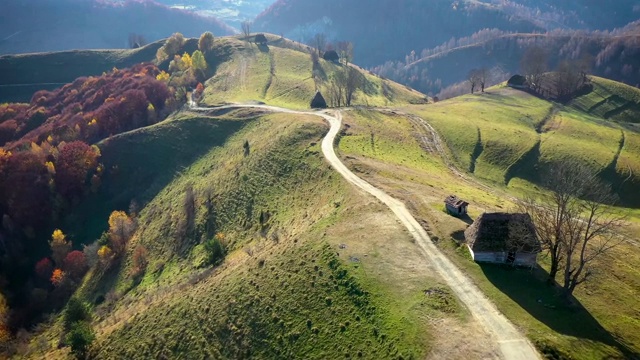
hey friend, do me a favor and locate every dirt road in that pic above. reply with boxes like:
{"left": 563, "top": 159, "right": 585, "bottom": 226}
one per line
{"left": 189, "top": 102, "right": 540, "bottom": 360}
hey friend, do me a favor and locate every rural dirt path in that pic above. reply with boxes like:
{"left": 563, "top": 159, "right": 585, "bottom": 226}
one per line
{"left": 189, "top": 102, "right": 540, "bottom": 360}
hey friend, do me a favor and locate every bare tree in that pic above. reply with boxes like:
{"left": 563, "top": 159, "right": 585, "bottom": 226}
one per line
{"left": 520, "top": 46, "right": 548, "bottom": 93}
{"left": 519, "top": 161, "right": 624, "bottom": 300}
{"left": 128, "top": 33, "right": 147, "bottom": 49}
{"left": 327, "top": 67, "right": 362, "bottom": 107}
{"left": 313, "top": 33, "right": 327, "bottom": 57}
{"left": 479, "top": 67, "right": 488, "bottom": 92}
{"left": 553, "top": 60, "right": 585, "bottom": 100}
{"left": 337, "top": 41, "right": 354, "bottom": 66}
{"left": 467, "top": 69, "right": 481, "bottom": 94}
{"left": 241, "top": 21, "right": 252, "bottom": 39}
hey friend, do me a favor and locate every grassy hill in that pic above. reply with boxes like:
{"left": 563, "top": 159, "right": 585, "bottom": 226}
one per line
{"left": 331, "top": 93, "right": 640, "bottom": 358}
{"left": 19, "top": 108, "right": 487, "bottom": 359}
{"left": 200, "top": 35, "right": 427, "bottom": 110}
{"left": 406, "top": 80, "right": 640, "bottom": 207}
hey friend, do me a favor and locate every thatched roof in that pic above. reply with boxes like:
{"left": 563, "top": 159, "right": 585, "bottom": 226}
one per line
{"left": 310, "top": 91, "right": 327, "bottom": 109}
{"left": 507, "top": 74, "right": 527, "bottom": 86}
{"left": 254, "top": 34, "right": 268, "bottom": 44}
{"left": 323, "top": 50, "right": 339, "bottom": 62}
{"left": 444, "top": 195, "right": 468, "bottom": 209}
{"left": 465, "top": 213, "right": 540, "bottom": 253}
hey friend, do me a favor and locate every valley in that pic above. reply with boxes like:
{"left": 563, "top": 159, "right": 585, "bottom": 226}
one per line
{"left": 1, "top": 2, "right": 640, "bottom": 358}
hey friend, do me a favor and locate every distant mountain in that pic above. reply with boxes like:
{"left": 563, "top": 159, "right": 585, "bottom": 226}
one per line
{"left": 254, "top": 0, "right": 543, "bottom": 67}
{"left": 0, "top": 0, "right": 234, "bottom": 55}
{"left": 253, "top": 0, "right": 640, "bottom": 67}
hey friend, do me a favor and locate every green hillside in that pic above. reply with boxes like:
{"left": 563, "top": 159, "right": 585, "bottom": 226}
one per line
{"left": 332, "top": 99, "right": 640, "bottom": 358}
{"left": 408, "top": 81, "right": 640, "bottom": 206}
{"left": 201, "top": 35, "right": 427, "bottom": 110}
{"left": 20, "top": 108, "right": 470, "bottom": 359}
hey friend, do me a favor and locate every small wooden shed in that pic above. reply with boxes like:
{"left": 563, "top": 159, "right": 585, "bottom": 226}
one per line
{"left": 444, "top": 195, "right": 468, "bottom": 217}
{"left": 464, "top": 213, "right": 541, "bottom": 266}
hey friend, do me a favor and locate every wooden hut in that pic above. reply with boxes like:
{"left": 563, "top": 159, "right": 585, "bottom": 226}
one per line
{"left": 464, "top": 213, "right": 540, "bottom": 266}
{"left": 444, "top": 195, "right": 468, "bottom": 217}
{"left": 310, "top": 91, "right": 327, "bottom": 109}
{"left": 507, "top": 74, "right": 528, "bottom": 89}
{"left": 323, "top": 50, "right": 339, "bottom": 62}
{"left": 254, "top": 34, "right": 268, "bottom": 45}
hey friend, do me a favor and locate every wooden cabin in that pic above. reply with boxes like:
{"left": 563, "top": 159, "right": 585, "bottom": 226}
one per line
{"left": 464, "top": 213, "right": 541, "bottom": 267}
{"left": 254, "top": 34, "right": 268, "bottom": 45}
{"left": 444, "top": 195, "right": 468, "bottom": 217}
{"left": 507, "top": 74, "right": 528, "bottom": 89}
{"left": 323, "top": 50, "right": 340, "bottom": 62}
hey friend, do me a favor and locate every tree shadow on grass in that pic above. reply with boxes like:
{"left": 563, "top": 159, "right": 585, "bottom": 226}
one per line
{"left": 479, "top": 263, "right": 639, "bottom": 359}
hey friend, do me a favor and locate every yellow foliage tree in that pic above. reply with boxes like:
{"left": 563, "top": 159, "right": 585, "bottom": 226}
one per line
{"left": 181, "top": 53, "right": 193, "bottom": 70}
{"left": 97, "top": 245, "right": 113, "bottom": 266}
{"left": 50, "top": 229, "right": 71, "bottom": 266}
{"left": 156, "top": 71, "right": 170, "bottom": 82}
{"left": 108, "top": 211, "right": 135, "bottom": 255}
{"left": 45, "top": 161, "right": 56, "bottom": 175}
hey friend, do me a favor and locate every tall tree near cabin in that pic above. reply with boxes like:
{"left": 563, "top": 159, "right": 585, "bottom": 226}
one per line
{"left": 519, "top": 161, "right": 624, "bottom": 300}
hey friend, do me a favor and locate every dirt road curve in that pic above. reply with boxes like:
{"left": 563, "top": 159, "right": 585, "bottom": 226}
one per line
{"left": 189, "top": 102, "right": 540, "bottom": 360}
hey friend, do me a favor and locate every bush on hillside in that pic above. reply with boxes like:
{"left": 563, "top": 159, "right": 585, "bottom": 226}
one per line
{"left": 204, "top": 233, "right": 226, "bottom": 266}
{"left": 63, "top": 298, "right": 91, "bottom": 331}
{"left": 198, "top": 32, "right": 215, "bottom": 53}
{"left": 66, "top": 321, "right": 95, "bottom": 359}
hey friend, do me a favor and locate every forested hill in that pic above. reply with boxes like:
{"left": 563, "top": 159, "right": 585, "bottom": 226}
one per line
{"left": 253, "top": 0, "right": 640, "bottom": 67}
{"left": 0, "top": 0, "right": 234, "bottom": 55}
{"left": 253, "top": 0, "right": 542, "bottom": 66}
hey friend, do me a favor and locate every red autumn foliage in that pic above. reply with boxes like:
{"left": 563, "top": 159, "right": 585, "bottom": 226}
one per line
{"left": 55, "top": 141, "right": 99, "bottom": 199}
{"left": 0, "top": 63, "right": 171, "bottom": 148}
{"left": 62, "top": 251, "right": 87, "bottom": 279}
{"left": 0, "top": 151, "right": 52, "bottom": 226}
{"left": 34, "top": 258, "right": 53, "bottom": 280}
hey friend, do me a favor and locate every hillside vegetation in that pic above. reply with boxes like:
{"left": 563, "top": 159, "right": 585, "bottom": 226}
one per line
{"left": 408, "top": 81, "right": 640, "bottom": 206}
{"left": 334, "top": 100, "right": 640, "bottom": 358}
{"left": 19, "top": 109, "right": 465, "bottom": 359}
{"left": 200, "top": 35, "right": 427, "bottom": 110}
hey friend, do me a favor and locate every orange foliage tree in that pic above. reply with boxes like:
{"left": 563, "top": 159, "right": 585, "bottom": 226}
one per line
{"left": 50, "top": 269, "right": 65, "bottom": 286}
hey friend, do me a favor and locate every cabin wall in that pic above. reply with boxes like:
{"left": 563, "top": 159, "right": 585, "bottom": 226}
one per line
{"left": 467, "top": 246, "right": 538, "bottom": 266}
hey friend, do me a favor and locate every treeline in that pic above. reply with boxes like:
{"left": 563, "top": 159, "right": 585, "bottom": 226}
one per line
{"left": 0, "top": 63, "right": 175, "bottom": 338}
{"left": 371, "top": 23, "right": 640, "bottom": 97}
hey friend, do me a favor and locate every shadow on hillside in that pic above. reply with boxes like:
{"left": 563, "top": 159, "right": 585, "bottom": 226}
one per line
{"left": 480, "top": 263, "right": 639, "bottom": 358}
{"left": 64, "top": 118, "right": 250, "bottom": 244}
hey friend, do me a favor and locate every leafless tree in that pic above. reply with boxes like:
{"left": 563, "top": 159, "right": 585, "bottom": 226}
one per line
{"left": 128, "top": 33, "right": 147, "bottom": 49}
{"left": 327, "top": 67, "right": 362, "bottom": 107}
{"left": 520, "top": 46, "right": 548, "bottom": 93}
{"left": 337, "top": 41, "right": 354, "bottom": 65}
{"left": 478, "top": 67, "right": 488, "bottom": 92}
{"left": 313, "top": 33, "right": 327, "bottom": 57}
{"left": 553, "top": 60, "right": 586, "bottom": 100}
{"left": 241, "top": 21, "right": 252, "bottom": 39}
{"left": 467, "top": 69, "right": 481, "bottom": 94}
{"left": 518, "top": 161, "right": 625, "bottom": 300}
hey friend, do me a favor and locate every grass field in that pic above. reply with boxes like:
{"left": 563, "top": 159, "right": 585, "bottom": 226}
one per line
{"left": 571, "top": 76, "right": 640, "bottom": 123}
{"left": 19, "top": 109, "right": 498, "bottom": 359}
{"left": 201, "top": 36, "right": 427, "bottom": 110}
{"left": 407, "top": 83, "right": 640, "bottom": 207}
{"left": 334, "top": 89, "right": 640, "bottom": 359}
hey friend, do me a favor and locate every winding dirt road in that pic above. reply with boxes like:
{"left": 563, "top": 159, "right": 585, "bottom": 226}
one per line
{"left": 189, "top": 102, "right": 540, "bottom": 360}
